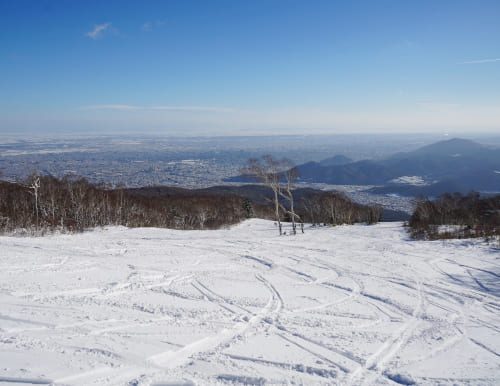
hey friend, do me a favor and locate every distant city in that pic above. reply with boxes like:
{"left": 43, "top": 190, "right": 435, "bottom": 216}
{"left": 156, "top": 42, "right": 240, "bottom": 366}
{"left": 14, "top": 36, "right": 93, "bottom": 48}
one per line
{"left": 1, "top": 134, "right": 499, "bottom": 215}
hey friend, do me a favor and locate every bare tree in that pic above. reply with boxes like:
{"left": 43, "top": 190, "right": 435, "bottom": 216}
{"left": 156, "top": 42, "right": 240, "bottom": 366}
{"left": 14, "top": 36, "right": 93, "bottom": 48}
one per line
{"left": 28, "top": 174, "right": 41, "bottom": 231}
{"left": 277, "top": 159, "right": 302, "bottom": 234}
{"left": 241, "top": 156, "right": 284, "bottom": 234}
{"left": 241, "top": 155, "right": 301, "bottom": 235}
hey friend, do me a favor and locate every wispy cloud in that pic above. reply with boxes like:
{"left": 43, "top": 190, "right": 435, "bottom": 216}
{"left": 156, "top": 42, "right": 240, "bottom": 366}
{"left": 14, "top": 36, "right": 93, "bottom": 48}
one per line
{"left": 459, "top": 58, "right": 500, "bottom": 64}
{"left": 141, "top": 20, "right": 165, "bottom": 32}
{"left": 80, "top": 105, "right": 139, "bottom": 111}
{"left": 79, "top": 105, "right": 234, "bottom": 112}
{"left": 151, "top": 106, "right": 235, "bottom": 112}
{"left": 85, "top": 23, "right": 112, "bottom": 39}
{"left": 141, "top": 21, "right": 152, "bottom": 32}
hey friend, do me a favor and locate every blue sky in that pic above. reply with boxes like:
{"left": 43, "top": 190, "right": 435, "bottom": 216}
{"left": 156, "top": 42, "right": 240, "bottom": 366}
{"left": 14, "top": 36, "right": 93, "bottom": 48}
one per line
{"left": 1, "top": 0, "right": 499, "bottom": 135}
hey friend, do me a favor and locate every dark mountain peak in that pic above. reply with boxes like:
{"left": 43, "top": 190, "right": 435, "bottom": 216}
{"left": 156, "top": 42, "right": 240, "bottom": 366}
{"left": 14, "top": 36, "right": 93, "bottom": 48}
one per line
{"left": 410, "top": 138, "right": 485, "bottom": 156}
{"left": 319, "top": 154, "right": 352, "bottom": 166}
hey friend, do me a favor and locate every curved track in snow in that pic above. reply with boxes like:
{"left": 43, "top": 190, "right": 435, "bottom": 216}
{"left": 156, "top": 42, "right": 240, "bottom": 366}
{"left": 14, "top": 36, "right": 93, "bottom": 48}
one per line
{"left": 0, "top": 220, "right": 499, "bottom": 385}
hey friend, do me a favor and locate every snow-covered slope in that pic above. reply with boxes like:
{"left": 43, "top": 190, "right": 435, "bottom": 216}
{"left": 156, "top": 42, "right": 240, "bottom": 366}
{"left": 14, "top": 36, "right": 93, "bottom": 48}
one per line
{"left": 0, "top": 220, "right": 499, "bottom": 385}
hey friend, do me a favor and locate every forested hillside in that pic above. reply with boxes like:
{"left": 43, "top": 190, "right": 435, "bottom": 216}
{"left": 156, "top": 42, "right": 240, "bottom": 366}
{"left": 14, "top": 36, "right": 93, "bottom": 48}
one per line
{"left": 409, "top": 192, "right": 500, "bottom": 241}
{"left": 0, "top": 176, "right": 381, "bottom": 235}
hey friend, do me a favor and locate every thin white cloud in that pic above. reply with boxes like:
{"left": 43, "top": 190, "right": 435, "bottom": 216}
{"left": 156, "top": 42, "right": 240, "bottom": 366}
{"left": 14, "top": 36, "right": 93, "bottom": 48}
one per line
{"left": 79, "top": 105, "right": 234, "bottom": 112}
{"left": 141, "top": 20, "right": 165, "bottom": 32}
{"left": 459, "top": 58, "right": 500, "bottom": 64}
{"left": 151, "top": 106, "right": 235, "bottom": 112}
{"left": 80, "top": 105, "right": 139, "bottom": 111}
{"left": 141, "top": 21, "right": 152, "bottom": 32}
{"left": 85, "top": 23, "right": 112, "bottom": 39}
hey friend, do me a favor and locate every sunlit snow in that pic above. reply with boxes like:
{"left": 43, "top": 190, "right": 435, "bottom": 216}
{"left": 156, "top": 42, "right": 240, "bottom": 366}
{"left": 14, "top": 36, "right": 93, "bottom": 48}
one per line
{"left": 389, "top": 176, "right": 428, "bottom": 186}
{"left": 0, "top": 220, "right": 499, "bottom": 385}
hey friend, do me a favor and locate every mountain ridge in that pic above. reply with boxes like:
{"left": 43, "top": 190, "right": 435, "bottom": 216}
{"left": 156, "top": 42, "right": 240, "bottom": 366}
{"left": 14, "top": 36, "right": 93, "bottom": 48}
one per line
{"left": 295, "top": 138, "right": 500, "bottom": 196}
{"left": 227, "top": 138, "right": 500, "bottom": 196}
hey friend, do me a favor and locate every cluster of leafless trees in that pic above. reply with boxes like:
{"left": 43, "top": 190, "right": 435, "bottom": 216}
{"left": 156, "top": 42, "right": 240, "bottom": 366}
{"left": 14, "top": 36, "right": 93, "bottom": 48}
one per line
{"left": 0, "top": 175, "right": 254, "bottom": 234}
{"left": 241, "top": 155, "right": 382, "bottom": 234}
{"left": 408, "top": 192, "right": 500, "bottom": 241}
{"left": 0, "top": 161, "right": 382, "bottom": 235}
{"left": 241, "top": 155, "right": 302, "bottom": 235}
{"left": 299, "top": 191, "right": 383, "bottom": 226}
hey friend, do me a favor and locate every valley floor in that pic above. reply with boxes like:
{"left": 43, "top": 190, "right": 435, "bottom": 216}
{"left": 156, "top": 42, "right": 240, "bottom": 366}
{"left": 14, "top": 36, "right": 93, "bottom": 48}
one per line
{"left": 0, "top": 220, "right": 499, "bottom": 385}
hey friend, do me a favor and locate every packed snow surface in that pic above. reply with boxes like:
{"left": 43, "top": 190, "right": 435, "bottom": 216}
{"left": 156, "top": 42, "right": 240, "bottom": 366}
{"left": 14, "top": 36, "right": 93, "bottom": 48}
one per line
{"left": 0, "top": 220, "right": 499, "bottom": 385}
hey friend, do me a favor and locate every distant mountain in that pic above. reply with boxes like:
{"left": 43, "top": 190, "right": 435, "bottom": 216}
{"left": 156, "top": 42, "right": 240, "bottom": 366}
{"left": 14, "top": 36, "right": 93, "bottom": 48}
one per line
{"left": 295, "top": 160, "right": 393, "bottom": 185}
{"left": 382, "top": 138, "right": 500, "bottom": 180}
{"left": 282, "top": 138, "right": 500, "bottom": 196}
{"left": 225, "top": 138, "right": 500, "bottom": 197}
{"left": 318, "top": 155, "right": 352, "bottom": 166}
{"left": 396, "top": 138, "right": 485, "bottom": 157}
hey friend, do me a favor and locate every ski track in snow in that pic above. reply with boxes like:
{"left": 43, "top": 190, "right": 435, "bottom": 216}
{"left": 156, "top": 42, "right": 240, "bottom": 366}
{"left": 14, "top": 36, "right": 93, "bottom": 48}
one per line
{"left": 0, "top": 220, "right": 499, "bottom": 385}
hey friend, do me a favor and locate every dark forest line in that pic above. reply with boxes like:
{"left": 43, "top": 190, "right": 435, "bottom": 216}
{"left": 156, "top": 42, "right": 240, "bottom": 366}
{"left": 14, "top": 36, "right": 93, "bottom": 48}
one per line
{"left": 408, "top": 192, "right": 500, "bottom": 241}
{"left": 0, "top": 175, "right": 382, "bottom": 235}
